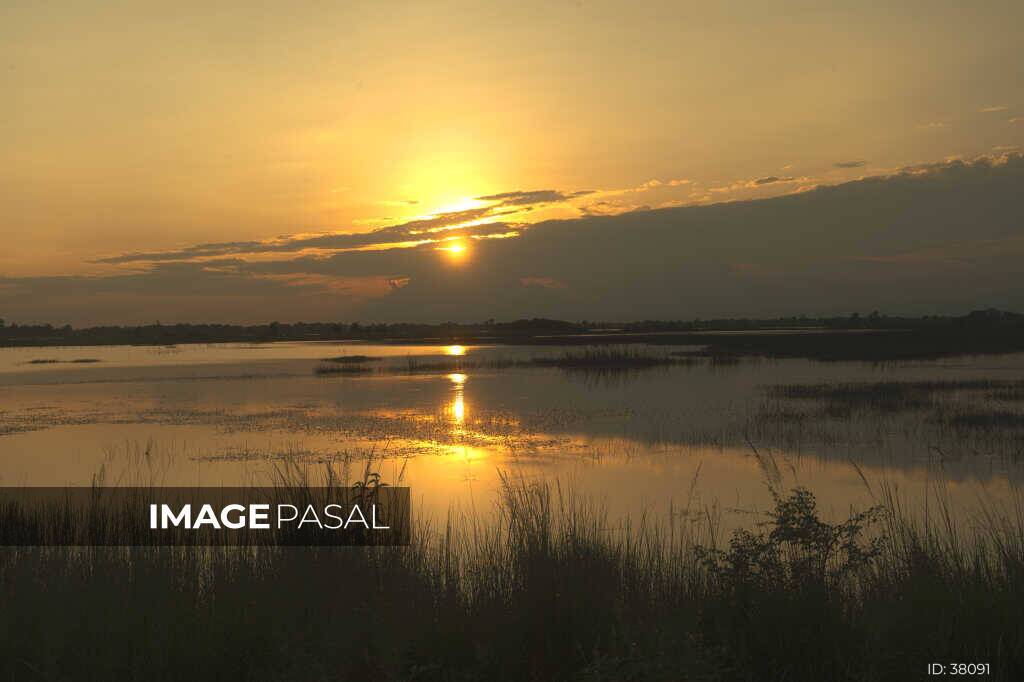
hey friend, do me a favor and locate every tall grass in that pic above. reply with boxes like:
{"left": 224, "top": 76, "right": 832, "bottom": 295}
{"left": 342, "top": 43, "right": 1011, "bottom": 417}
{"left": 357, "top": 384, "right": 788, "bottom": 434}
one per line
{"left": 1, "top": 469, "right": 1022, "bottom": 680}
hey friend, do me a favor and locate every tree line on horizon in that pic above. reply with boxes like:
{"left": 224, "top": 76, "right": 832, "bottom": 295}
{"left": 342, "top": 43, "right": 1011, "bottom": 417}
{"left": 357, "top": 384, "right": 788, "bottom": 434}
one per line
{"left": 0, "top": 309, "right": 1021, "bottom": 347}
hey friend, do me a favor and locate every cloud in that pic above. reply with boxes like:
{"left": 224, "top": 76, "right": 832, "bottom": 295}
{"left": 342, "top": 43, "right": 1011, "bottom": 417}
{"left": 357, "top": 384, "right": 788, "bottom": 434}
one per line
{"left": 378, "top": 199, "right": 420, "bottom": 206}
{"left": 979, "top": 106, "right": 1008, "bottom": 113}
{"left": 6, "top": 155, "right": 1024, "bottom": 325}
{"left": 358, "top": 155, "right": 1024, "bottom": 322}
{"left": 475, "top": 189, "right": 594, "bottom": 207}
{"left": 834, "top": 160, "right": 867, "bottom": 169}
{"left": 750, "top": 176, "right": 794, "bottom": 186}
{"left": 92, "top": 184, "right": 607, "bottom": 268}
{"left": 578, "top": 199, "right": 650, "bottom": 216}
{"left": 93, "top": 207, "right": 511, "bottom": 265}
{"left": 706, "top": 175, "right": 808, "bottom": 195}
{"left": 637, "top": 178, "right": 691, "bottom": 190}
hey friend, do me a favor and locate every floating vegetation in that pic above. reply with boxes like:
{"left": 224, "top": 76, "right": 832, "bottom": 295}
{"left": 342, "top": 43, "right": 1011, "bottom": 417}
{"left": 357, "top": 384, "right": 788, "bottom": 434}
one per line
{"left": 767, "top": 379, "right": 1021, "bottom": 401}
{"left": 530, "top": 345, "right": 684, "bottom": 369}
{"left": 319, "top": 347, "right": 696, "bottom": 376}
{"left": 753, "top": 379, "right": 1024, "bottom": 457}
{"left": 321, "top": 354, "right": 381, "bottom": 364}
{"left": 678, "top": 327, "right": 1024, "bottom": 362}
{"left": 764, "top": 380, "right": 992, "bottom": 414}
{"left": 991, "top": 385, "right": 1024, "bottom": 402}
{"left": 26, "top": 358, "right": 102, "bottom": 365}
{"left": 942, "top": 411, "right": 1024, "bottom": 430}
{"left": 313, "top": 363, "right": 375, "bottom": 376}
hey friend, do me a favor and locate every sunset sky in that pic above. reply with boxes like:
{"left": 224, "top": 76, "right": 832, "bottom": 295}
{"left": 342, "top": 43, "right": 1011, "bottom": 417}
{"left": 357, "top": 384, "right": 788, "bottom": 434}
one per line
{"left": 2, "top": 1, "right": 1023, "bottom": 325}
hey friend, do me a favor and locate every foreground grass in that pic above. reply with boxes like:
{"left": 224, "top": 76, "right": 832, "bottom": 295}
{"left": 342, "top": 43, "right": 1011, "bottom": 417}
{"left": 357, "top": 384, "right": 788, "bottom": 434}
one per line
{"left": 2, "top": 475, "right": 1022, "bottom": 681}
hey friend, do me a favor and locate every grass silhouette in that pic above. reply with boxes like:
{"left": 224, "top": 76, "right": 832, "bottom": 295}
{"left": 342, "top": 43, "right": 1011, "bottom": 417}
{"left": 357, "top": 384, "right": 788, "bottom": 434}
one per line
{"left": 1, "top": 462, "right": 1022, "bottom": 680}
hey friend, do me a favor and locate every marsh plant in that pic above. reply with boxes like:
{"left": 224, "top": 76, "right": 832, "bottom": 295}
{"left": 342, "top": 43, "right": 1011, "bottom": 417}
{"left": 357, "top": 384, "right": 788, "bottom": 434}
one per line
{"left": 746, "top": 379, "right": 1024, "bottom": 461}
{"left": 696, "top": 487, "right": 883, "bottom": 593}
{"left": 2, "top": 463, "right": 1023, "bottom": 681}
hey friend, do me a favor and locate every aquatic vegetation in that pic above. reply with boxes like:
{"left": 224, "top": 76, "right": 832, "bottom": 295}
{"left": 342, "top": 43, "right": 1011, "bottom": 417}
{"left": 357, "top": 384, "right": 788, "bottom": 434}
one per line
{"left": 942, "top": 411, "right": 1024, "bottom": 430}
{"left": 314, "top": 353, "right": 385, "bottom": 374}
{"left": 1, "top": 472, "right": 1022, "bottom": 680}
{"left": 402, "top": 355, "right": 470, "bottom": 373}
{"left": 25, "top": 357, "right": 101, "bottom": 365}
{"left": 313, "top": 362, "right": 375, "bottom": 375}
{"left": 321, "top": 354, "right": 381, "bottom": 364}
{"left": 991, "top": 385, "right": 1024, "bottom": 402}
{"left": 767, "top": 379, "right": 1022, "bottom": 403}
{"left": 681, "top": 326, "right": 1024, "bottom": 361}
{"left": 4, "top": 346, "right": 1024, "bottom": 678}
{"left": 530, "top": 345, "right": 683, "bottom": 368}
{"left": 753, "top": 380, "right": 1024, "bottom": 459}
{"left": 369, "top": 347, "right": 690, "bottom": 376}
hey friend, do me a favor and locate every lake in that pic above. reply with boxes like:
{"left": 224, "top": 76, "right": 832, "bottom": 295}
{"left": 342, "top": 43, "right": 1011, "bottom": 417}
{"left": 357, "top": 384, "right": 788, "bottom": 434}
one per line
{"left": 2, "top": 340, "right": 1022, "bottom": 535}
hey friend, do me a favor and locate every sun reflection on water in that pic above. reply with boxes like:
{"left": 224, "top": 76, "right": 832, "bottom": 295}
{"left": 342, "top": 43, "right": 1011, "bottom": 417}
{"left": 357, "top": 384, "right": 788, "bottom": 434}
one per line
{"left": 447, "top": 372, "right": 467, "bottom": 426}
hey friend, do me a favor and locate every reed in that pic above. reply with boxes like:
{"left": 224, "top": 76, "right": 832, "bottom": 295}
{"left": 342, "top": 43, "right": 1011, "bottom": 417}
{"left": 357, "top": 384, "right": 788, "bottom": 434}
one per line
{"left": 1, "top": 464, "right": 1022, "bottom": 681}
{"left": 313, "top": 362, "right": 376, "bottom": 375}
{"left": 530, "top": 345, "right": 683, "bottom": 368}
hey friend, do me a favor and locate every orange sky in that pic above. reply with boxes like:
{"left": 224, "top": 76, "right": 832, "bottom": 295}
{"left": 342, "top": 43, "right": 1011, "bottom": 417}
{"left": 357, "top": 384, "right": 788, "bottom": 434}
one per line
{"left": 1, "top": 1, "right": 1023, "bottom": 324}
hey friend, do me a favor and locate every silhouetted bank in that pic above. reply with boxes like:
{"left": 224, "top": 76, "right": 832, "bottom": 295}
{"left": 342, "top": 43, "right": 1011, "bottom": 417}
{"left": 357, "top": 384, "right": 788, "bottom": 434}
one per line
{"left": 2, "top": 309, "right": 1024, "bottom": 361}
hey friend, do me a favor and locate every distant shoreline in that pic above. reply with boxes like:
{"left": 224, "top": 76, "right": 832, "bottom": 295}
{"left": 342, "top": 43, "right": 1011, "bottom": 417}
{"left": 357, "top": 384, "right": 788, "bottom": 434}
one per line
{"left": 3, "top": 310, "right": 1024, "bottom": 362}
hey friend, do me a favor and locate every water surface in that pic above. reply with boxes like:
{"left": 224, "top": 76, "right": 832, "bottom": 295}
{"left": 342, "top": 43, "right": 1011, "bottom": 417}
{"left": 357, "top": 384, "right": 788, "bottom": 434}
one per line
{"left": 2, "top": 341, "right": 1022, "bottom": 534}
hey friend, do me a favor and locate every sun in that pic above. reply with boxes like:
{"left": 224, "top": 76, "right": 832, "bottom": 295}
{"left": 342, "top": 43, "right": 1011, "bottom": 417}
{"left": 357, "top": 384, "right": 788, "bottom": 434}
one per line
{"left": 437, "top": 239, "right": 469, "bottom": 262}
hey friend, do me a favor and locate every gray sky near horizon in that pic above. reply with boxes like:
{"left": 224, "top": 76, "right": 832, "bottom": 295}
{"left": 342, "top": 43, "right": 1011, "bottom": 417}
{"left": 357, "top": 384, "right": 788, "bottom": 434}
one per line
{"left": 2, "top": 156, "right": 1023, "bottom": 325}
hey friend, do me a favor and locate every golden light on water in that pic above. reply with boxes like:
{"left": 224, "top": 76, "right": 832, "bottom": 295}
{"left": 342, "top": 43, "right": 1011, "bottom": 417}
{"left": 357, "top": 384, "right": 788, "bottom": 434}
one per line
{"left": 444, "top": 345, "right": 467, "bottom": 356}
{"left": 451, "top": 392, "right": 465, "bottom": 424}
{"left": 447, "top": 372, "right": 467, "bottom": 425}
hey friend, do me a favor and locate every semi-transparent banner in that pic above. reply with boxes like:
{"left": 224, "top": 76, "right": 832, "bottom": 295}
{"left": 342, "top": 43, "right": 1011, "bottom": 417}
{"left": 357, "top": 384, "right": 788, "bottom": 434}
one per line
{"left": 0, "top": 487, "right": 411, "bottom": 546}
